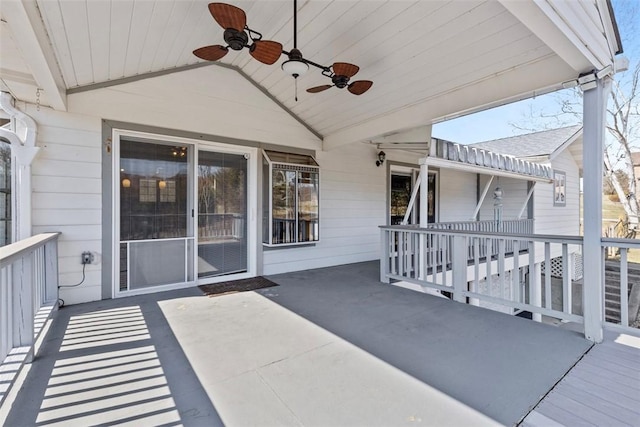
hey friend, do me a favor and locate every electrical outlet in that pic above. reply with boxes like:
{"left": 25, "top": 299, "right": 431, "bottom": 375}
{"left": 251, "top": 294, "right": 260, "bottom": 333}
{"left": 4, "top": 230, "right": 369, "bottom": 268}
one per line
{"left": 81, "top": 251, "right": 93, "bottom": 265}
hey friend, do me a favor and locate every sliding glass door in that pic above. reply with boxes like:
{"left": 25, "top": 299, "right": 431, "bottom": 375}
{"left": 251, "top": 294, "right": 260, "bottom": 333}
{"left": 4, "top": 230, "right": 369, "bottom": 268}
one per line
{"left": 197, "top": 150, "right": 248, "bottom": 279}
{"left": 116, "top": 132, "right": 254, "bottom": 295}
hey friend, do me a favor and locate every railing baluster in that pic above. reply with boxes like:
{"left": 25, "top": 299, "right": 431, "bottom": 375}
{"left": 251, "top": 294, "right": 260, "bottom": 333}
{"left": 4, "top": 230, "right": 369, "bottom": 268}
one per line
{"left": 486, "top": 238, "right": 492, "bottom": 292}
{"left": 562, "top": 244, "right": 571, "bottom": 314}
{"left": 529, "top": 242, "right": 542, "bottom": 322}
{"left": 471, "top": 237, "right": 480, "bottom": 306}
{"left": 544, "top": 243, "right": 551, "bottom": 309}
{"left": 498, "top": 239, "right": 505, "bottom": 301}
{"left": 512, "top": 240, "right": 520, "bottom": 302}
{"left": 620, "top": 249, "right": 629, "bottom": 327}
{"left": 398, "top": 231, "right": 405, "bottom": 277}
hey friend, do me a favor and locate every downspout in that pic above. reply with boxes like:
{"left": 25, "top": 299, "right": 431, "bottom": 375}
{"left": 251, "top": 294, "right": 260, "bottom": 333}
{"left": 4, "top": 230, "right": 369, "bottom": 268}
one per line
{"left": 0, "top": 92, "right": 39, "bottom": 241}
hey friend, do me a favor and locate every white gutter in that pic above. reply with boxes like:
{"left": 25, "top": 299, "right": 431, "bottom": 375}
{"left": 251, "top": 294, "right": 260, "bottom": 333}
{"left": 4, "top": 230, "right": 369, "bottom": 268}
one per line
{"left": 0, "top": 92, "right": 39, "bottom": 241}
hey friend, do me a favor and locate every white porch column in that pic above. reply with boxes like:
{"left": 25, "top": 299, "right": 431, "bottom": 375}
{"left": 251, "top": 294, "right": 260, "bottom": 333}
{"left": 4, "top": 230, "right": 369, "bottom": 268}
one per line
{"left": 0, "top": 92, "right": 39, "bottom": 241}
{"left": 582, "top": 75, "right": 612, "bottom": 343}
{"left": 419, "top": 158, "right": 429, "bottom": 227}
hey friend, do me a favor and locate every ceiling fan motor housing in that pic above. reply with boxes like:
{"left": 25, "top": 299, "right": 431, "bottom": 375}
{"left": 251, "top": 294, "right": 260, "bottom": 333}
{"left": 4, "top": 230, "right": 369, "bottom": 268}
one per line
{"left": 223, "top": 28, "right": 248, "bottom": 50}
{"left": 332, "top": 74, "right": 350, "bottom": 89}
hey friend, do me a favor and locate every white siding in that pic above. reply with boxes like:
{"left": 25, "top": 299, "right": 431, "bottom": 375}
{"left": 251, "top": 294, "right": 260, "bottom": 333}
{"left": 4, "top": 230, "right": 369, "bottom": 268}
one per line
{"left": 534, "top": 150, "right": 580, "bottom": 236}
{"left": 478, "top": 176, "right": 529, "bottom": 221}
{"left": 438, "top": 169, "right": 477, "bottom": 222}
{"left": 29, "top": 107, "right": 103, "bottom": 305}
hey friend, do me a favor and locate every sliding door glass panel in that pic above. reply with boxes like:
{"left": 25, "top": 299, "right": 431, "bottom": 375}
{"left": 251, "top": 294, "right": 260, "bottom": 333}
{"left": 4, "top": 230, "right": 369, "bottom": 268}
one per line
{"left": 298, "top": 171, "right": 319, "bottom": 242}
{"left": 119, "top": 139, "right": 192, "bottom": 291}
{"left": 272, "top": 169, "right": 296, "bottom": 244}
{"left": 197, "top": 151, "right": 247, "bottom": 278}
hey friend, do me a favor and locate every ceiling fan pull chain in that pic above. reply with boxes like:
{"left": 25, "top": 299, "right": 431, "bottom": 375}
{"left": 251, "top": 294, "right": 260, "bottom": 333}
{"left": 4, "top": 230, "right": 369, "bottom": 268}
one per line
{"left": 295, "top": 78, "right": 298, "bottom": 102}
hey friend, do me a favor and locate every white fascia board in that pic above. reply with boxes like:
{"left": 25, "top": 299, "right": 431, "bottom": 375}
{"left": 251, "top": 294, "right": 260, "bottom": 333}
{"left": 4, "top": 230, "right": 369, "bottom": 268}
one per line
{"left": 2, "top": 0, "right": 67, "bottom": 111}
{"left": 549, "top": 128, "right": 583, "bottom": 162}
{"left": 423, "top": 157, "right": 553, "bottom": 183}
{"left": 498, "top": 0, "right": 606, "bottom": 73}
{"left": 322, "top": 55, "right": 571, "bottom": 150}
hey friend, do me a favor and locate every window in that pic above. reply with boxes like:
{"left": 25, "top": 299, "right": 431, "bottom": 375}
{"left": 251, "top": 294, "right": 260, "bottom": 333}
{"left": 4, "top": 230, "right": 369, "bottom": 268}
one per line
{"left": 0, "top": 141, "right": 10, "bottom": 246}
{"left": 263, "top": 150, "right": 319, "bottom": 246}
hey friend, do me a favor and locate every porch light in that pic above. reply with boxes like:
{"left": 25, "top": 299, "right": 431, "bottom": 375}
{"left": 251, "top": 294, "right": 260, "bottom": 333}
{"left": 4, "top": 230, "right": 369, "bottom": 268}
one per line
{"left": 376, "top": 151, "right": 386, "bottom": 167}
{"left": 493, "top": 187, "right": 503, "bottom": 199}
{"left": 281, "top": 49, "right": 308, "bottom": 77}
{"left": 158, "top": 180, "right": 167, "bottom": 190}
{"left": 122, "top": 178, "right": 131, "bottom": 188}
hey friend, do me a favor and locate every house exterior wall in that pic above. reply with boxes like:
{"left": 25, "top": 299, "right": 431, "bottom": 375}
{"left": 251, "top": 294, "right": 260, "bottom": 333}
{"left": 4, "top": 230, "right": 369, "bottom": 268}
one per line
{"left": 534, "top": 150, "right": 580, "bottom": 236}
{"left": 26, "top": 66, "right": 393, "bottom": 304}
{"left": 437, "top": 169, "right": 477, "bottom": 221}
{"left": 478, "top": 176, "right": 529, "bottom": 221}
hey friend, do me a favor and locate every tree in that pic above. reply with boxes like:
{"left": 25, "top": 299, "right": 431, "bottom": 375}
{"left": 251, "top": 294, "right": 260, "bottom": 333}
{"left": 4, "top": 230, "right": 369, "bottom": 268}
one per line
{"left": 512, "top": 0, "right": 640, "bottom": 224}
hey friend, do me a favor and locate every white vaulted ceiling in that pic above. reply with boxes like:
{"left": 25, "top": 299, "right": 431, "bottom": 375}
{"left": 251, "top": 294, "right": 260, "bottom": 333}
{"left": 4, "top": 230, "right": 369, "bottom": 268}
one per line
{"left": 0, "top": 0, "right": 620, "bottom": 146}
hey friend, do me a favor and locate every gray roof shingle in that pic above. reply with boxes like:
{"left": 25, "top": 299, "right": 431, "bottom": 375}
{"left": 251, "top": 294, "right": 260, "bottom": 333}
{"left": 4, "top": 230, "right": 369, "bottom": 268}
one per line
{"left": 468, "top": 125, "right": 582, "bottom": 158}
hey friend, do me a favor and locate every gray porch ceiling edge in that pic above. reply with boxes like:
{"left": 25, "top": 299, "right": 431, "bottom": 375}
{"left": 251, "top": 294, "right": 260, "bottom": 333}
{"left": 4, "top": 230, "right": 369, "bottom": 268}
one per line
{"left": 66, "top": 62, "right": 323, "bottom": 142}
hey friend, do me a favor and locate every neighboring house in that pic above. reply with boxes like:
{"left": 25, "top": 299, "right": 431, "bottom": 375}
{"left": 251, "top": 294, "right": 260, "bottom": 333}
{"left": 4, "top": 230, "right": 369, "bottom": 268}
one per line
{"left": 389, "top": 126, "right": 584, "bottom": 312}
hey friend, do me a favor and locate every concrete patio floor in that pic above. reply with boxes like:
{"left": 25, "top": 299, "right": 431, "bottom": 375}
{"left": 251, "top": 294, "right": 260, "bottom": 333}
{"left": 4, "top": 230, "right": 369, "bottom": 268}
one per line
{"left": 3, "top": 261, "right": 592, "bottom": 426}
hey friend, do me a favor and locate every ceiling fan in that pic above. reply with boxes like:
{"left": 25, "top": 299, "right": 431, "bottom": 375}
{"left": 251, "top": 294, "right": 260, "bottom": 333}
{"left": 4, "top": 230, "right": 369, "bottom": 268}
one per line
{"left": 193, "top": 1, "right": 373, "bottom": 98}
{"left": 193, "top": 3, "right": 283, "bottom": 65}
{"left": 306, "top": 62, "right": 373, "bottom": 96}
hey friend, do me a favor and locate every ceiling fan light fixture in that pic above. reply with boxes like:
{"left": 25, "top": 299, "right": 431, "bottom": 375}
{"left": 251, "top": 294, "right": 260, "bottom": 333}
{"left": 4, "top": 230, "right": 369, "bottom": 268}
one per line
{"left": 282, "top": 48, "right": 308, "bottom": 77}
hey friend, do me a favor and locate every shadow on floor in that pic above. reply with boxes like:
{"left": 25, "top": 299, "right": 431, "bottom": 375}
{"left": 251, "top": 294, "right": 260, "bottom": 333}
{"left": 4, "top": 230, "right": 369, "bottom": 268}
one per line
{"left": 264, "top": 261, "right": 593, "bottom": 426}
{"left": 4, "top": 288, "right": 222, "bottom": 426}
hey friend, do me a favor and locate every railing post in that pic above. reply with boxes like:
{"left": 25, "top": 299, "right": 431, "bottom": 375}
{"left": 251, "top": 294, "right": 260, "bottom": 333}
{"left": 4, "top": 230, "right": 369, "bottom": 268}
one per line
{"left": 380, "top": 229, "right": 390, "bottom": 283}
{"left": 44, "top": 240, "right": 59, "bottom": 305}
{"left": 452, "top": 235, "right": 467, "bottom": 303}
{"left": 12, "top": 255, "right": 34, "bottom": 363}
{"left": 529, "top": 242, "right": 542, "bottom": 322}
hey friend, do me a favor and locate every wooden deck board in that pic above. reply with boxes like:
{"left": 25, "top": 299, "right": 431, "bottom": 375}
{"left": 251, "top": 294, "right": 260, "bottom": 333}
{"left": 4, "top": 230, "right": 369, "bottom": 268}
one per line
{"left": 536, "top": 393, "right": 630, "bottom": 427}
{"left": 570, "top": 360, "right": 640, "bottom": 391}
{"left": 561, "top": 376, "right": 640, "bottom": 414}
{"left": 522, "top": 331, "right": 640, "bottom": 427}
{"left": 534, "top": 400, "right": 597, "bottom": 426}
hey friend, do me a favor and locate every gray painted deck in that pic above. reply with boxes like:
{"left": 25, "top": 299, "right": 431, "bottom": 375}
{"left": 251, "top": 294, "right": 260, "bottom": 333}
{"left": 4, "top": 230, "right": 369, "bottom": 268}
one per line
{"left": 522, "top": 331, "right": 640, "bottom": 427}
{"left": 2, "top": 262, "right": 595, "bottom": 426}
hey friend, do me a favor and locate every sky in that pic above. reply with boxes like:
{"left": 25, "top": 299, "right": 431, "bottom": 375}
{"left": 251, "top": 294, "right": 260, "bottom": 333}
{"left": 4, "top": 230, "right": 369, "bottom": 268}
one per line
{"left": 432, "top": 0, "right": 638, "bottom": 145}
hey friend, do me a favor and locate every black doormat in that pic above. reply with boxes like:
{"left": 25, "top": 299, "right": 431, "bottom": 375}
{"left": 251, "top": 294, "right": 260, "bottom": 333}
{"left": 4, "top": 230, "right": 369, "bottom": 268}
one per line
{"left": 199, "top": 276, "right": 279, "bottom": 297}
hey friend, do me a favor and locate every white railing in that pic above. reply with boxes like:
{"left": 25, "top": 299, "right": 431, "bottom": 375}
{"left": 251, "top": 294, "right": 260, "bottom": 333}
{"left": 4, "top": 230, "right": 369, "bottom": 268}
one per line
{"left": 198, "top": 213, "right": 245, "bottom": 240}
{"left": 380, "top": 226, "right": 583, "bottom": 323}
{"left": 426, "top": 219, "right": 534, "bottom": 234}
{"left": 601, "top": 237, "right": 640, "bottom": 331}
{"left": 380, "top": 226, "right": 640, "bottom": 336}
{"left": 0, "top": 232, "right": 60, "bottom": 405}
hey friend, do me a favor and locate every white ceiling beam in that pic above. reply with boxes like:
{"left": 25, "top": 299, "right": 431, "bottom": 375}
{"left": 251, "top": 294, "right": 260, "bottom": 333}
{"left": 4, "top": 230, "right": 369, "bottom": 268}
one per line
{"left": 323, "top": 55, "right": 573, "bottom": 150}
{"left": 2, "top": 0, "right": 67, "bottom": 111}
{"left": 498, "top": 0, "right": 608, "bottom": 73}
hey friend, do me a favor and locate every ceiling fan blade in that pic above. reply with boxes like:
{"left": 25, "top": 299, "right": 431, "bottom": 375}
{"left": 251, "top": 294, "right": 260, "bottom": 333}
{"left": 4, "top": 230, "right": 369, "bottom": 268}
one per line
{"left": 332, "top": 62, "right": 360, "bottom": 78}
{"left": 348, "top": 80, "right": 373, "bottom": 95}
{"left": 208, "top": 3, "right": 247, "bottom": 32}
{"left": 193, "top": 45, "right": 229, "bottom": 61}
{"left": 249, "top": 40, "right": 283, "bottom": 65}
{"left": 306, "top": 85, "right": 333, "bottom": 93}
